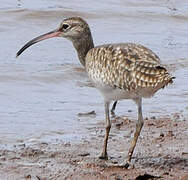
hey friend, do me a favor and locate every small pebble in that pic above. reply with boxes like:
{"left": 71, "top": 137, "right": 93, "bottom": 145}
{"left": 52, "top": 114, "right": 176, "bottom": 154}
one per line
{"left": 115, "top": 122, "right": 123, "bottom": 127}
{"left": 78, "top": 111, "right": 96, "bottom": 117}
{"left": 167, "top": 131, "right": 174, "bottom": 137}
{"left": 151, "top": 116, "right": 156, "bottom": 119}
{"left": 78, "top": 152, "right": 90, "bottom": 157}
{"left": 24, "top": 174, "right": 31, "bottom": 179}
{"left": 160, "top": 132, "right": 164, "bottom": 138}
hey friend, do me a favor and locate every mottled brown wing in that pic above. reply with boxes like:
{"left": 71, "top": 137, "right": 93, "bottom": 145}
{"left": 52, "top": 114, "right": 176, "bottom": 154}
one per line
{"left": 85, "top": 44, "right": 173, "bottom": 92}
{"left": 123, "top": 60, "right": 174, "bottom": 91}
{"left": 115, "top": 43, "right": 161, "bottom": 64}
{"left": 88, "top": 43, "right": 161, "bottom": 64}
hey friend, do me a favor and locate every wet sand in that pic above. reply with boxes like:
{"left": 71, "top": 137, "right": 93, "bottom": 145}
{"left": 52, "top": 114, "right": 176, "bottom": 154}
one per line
{"left": 0, "top": 0, "right": 188, "bottom": 179}
{"left": 0, "top": 116, "right": 187, "bottom": 179}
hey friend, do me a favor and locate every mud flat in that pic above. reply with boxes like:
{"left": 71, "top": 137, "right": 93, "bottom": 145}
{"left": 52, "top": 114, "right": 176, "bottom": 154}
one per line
{"left": 0, "top": 115, "right": 187, "bottom": 179}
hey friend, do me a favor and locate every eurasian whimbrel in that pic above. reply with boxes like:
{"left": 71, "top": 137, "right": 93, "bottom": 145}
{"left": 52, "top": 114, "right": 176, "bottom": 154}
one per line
{"left": 16, "top": 17, "right": 174, "bottom": 167}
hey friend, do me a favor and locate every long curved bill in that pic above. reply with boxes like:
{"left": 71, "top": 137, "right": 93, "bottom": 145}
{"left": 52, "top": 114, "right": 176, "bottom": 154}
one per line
{"left": 16, "top": 29, "right": 61, "bottom": 57}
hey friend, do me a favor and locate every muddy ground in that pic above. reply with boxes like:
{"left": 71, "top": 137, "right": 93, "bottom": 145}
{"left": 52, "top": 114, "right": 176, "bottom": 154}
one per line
{"left": 0, "top": 114, "right": 187, "bottom": 180}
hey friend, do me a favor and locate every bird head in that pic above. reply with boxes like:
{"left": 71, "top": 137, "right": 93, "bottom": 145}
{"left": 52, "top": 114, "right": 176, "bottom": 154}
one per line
{"left": 16, "top": 17, "right": 91, "bottom": 57}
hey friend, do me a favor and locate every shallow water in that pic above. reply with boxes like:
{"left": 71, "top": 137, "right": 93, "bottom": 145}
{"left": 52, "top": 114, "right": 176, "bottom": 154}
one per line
{"left": 0, "top": 0, "right": 188, "bottom": 146}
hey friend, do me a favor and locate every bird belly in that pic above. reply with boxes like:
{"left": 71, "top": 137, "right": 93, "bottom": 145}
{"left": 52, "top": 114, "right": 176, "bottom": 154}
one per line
{"left": 88, "top": 74, "right": 150, "bottom": 101}
{"left": 96, "top": 85, "right": 139, "bottom": 101}
{"left": 96, "top": 85, "right": 159, "bottom": 101}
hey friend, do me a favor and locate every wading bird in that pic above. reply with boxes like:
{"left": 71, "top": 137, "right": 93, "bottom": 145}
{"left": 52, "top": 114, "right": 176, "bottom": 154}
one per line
{"left": 16, "top": 17, "right": 174, "bottom": 167}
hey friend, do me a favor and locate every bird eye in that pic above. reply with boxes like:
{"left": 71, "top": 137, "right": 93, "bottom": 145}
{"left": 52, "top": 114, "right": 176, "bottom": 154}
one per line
{"left": 62, "top": 24, "right": 69, "bottom": 30}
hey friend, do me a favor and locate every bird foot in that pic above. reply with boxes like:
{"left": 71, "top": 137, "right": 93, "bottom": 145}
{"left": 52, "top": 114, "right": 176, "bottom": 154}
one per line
{"left": 118, "top": 161, "right": 134, "bottom": 169}
{"left": 98, "top": 152, "right": 108, "bottom": 160}
{"left": 105, "top": 161, "right": 134, "bottom": 169}
{"left": 111, "top": 113, "right": 117, "bottom": 119}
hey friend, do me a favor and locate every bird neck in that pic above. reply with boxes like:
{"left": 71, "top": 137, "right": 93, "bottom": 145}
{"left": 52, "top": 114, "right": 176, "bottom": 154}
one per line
{"left": 72, "top": 32, "right": 94, "bottom": 67}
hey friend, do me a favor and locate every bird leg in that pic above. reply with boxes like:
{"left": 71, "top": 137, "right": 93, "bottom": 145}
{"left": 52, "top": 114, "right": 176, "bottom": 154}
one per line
{"left": 122, "top": 98, "right": 144, "bottom": 167}
{"left": 99, "top": 101, "right": 111, "bottom": 160}
{"left": 111, "top": 101, "right": 118, "bottom": 117}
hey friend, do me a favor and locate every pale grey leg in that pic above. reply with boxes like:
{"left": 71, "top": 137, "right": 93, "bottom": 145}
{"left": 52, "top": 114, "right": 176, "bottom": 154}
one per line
{"left": 99, "top": 101, "right": 111, "bottom": 160}
{"left": 123, "top": 98, "right": 144, "bottom": 167}
{"left": 111, "top": 101, "right": 118, "bottom": 116}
